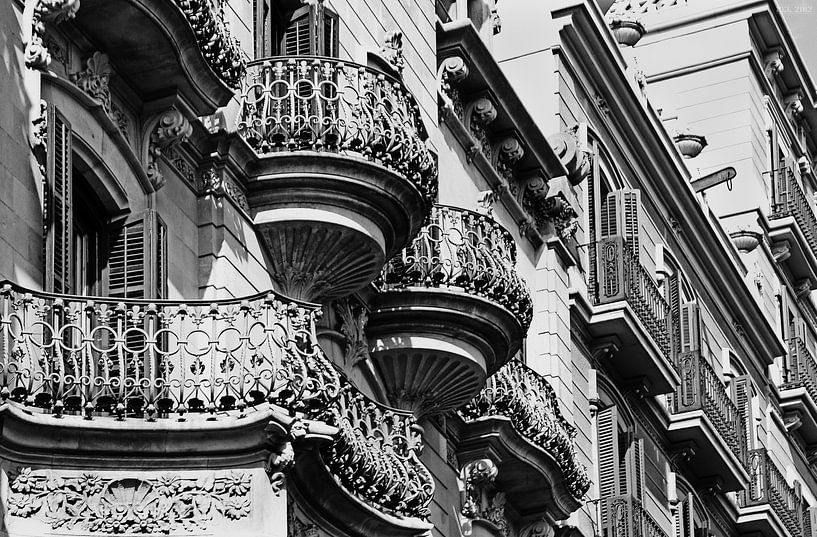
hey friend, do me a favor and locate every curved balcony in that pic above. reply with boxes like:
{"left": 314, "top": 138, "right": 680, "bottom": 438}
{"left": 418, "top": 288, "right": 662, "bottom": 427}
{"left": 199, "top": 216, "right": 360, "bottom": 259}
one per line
{"left": 455, "top": 360, "right": 590, "bottom": 521}
{"left": 70, "top": 0, "right": 243, "bottom": 113}
{"left": 236, "top": 57, "right": 436, "bottom": 302}
{"left": 366, "top": 205, "right": 532, "bottom": 414}
{"left": 293, "top": 379, "right": 435, "bottom": 537}
{"left": 0, "top": 281, "right": 341, "bottom": 451}
{"left": 666, "top": 351, "right": 748, "bottom": 491}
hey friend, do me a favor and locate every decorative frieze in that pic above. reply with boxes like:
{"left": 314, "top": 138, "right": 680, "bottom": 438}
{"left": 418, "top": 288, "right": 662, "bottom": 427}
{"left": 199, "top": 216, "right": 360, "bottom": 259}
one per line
{"left": 146, "top": 109, "right": 192, "bottom": 190}
{"left": 8, "top": 468, "right": 252, "bottom": 533}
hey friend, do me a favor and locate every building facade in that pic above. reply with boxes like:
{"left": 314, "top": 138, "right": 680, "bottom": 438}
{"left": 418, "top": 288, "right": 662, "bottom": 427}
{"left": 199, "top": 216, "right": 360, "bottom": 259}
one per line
{"left": 0, "top": 0, "right": 815, "bottom": 536}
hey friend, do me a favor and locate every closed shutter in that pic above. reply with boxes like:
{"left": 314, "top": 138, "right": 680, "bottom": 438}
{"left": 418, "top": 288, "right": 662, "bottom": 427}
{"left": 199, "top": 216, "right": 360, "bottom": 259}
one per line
{"left": 597, "top": 405, "right": 622, "bottom": 527}
{"left": 732, "top": 375, "right": 753, "bottom": 463}
{"left": 322, "top": 10, "right": 338, "bottom": 57}
{"left": 155, "top": 216, "right": 167, "bottom": 299}
{"left": 624, "top": 437, "right": 645, "bottom": 502}
{"left": 45, "top": 107, "right": 73, "bottom": 294}
{"left": 600, "top": 189, "right": 642, "bottom": 254}
{"left": 806, "top": 505, "right": 817, "bottom": 537}
{"left": 666, "top": 273, "right": 681, "bottom": 358}
{"left": 679, "top": 303, "right": 701, "bottom": 354}
{"left": 107, "top": 216, "right": 147, "bottom": 299}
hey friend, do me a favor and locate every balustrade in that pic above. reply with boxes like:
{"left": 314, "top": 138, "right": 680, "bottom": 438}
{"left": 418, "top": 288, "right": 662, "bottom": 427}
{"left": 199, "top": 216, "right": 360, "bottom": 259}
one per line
{"left": 314, "top": 380, "right": 435, "bottom": 520}
{"left": 236, "top": 56, "right": 436, "bottom": 206}
{"left": 783, "top": 337, "right": 817, "bottom": 402}
{"left": 770, "top": 166, "right": 817, "bottom": 253}
{"left": 379, "top": 204, "right": 533, "bottom": 329}
{"left": 459, "top": 360, "right": 590, "bottom": 499}
{"left": 740, "top": 449, "right": 803, "bottom": 537}
{"left": 604, "top": 495, "right": 669, "bottom": 537}
{"left": 592, "top": 237, "right": 670, "bottom": 358}
{"left": 670, "top": 351, "right": 745, "bottom": 462}
{"left": 0, "top": 282, "right": 339, "bottom": 420}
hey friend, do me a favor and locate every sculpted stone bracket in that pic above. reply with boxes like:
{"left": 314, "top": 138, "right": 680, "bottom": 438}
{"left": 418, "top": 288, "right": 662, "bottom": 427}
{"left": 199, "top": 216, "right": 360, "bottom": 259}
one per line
{"left": 334, "top": 297, "right": 370, "bottom": 369}
{"left": 459, "top": 459, "right": 511, "bottom": 537}
{"left": 70, "top": 51, "right": 129, "bottom": 138}
{"left": 438, "top": 54, "right": 582, "bottom": 243}
{"left": 23, "top": 0, "right": 80, "bottom": 70}
{"left": 144, "top": 108, "right": 193, "bottom": 190}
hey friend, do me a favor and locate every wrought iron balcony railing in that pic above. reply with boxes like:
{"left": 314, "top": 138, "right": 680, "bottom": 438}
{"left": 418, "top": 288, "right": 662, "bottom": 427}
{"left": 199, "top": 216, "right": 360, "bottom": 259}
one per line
{"left": 669, "top": 351, "right": 746, "bottom": 462}
{"left": 782, "top": 337, "right": 817, "bottom": 401}
{"left": 173, "top": 0, "right": 245, "bottom": 88}
{"left": 770, "top": 165, "right": 817, "bottom": 253}
{"left": 592, "top": 237, "right": 670, "bottom": 358}
{"left": 0, "top": 281, "right": 339, "bottom": 420}
{"left": 740, "top": 449, "right": 803, "bottom": 537}
{"left": 378, "top": 205, "right": 533, "bottom": 329}
{"left": 605, "top": 495, "right": 669, "bottom": 537}
{"left": 236, "top": 56, "right": 437, "bottom": 206}
{"left": 459, "top": 359, "right": 591, "bottom": 499}
{"left": 315, "top": 379, "right": 435, "bottom": 520}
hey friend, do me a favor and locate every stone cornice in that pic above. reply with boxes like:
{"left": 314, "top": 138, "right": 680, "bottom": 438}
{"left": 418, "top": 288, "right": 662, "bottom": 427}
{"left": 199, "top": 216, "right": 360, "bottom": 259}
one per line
{"left": 553, "top": 2, "right": 785, "bottom": 376}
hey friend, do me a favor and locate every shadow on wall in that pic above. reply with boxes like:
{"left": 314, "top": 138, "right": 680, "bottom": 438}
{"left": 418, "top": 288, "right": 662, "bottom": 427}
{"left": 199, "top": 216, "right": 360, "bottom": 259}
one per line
{"left": 0, "top": 2, "right": 40, "bottom": 286}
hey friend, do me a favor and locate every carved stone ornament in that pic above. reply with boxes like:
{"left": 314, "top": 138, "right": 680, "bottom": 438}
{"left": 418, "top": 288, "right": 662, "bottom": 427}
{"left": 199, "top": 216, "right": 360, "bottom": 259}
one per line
{"left": 334, "top": 297, "right": 370, "bottom": 367}
{"left": 267, "top": 441, "right": 295, "bottom": 494}
{"left": 31, "top": 100, "right": 48, "bottom": 153}
{"left": 491, "top": 1, "right": 502, "bottom": 35}
{"left": 438, "top": 55, "right": 469, "bottom": 117}
{"left": 200, "top": 166, "right": 250, "bottom": 211}
{"left": 379, "top": 30, "right": 405, "bottom": 74}
{"left": 548, "top": 125, "right": 591, "bottom": 186}
{"left": 459, "top": 459, "right": 510, "bottom": 537}
{"left": 7, "top": 467, "right": 251, "bottom": 533}
{"left": 785, "top": 92, "right": 804, "bottom": 120}
{"left": 72, "top": 52, "right": 113, "bottom": 110}
{"left": 24, "top": 0, "right": 81, "bottom": 70}
{"left": 146, "top": 110, "right": 193, "bottom": 190}
{"left": 521, "top": 520, "right": 555, "bottom": 537}
{"left": 764, "top": 49, "right": 785, "bottom": 79}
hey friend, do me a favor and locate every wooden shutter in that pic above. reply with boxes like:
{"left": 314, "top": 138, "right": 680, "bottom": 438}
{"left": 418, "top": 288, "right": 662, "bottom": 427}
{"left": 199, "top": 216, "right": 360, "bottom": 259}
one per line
{"left": 624, "top": 437, "right": 645, "bottom": 502}
{"left": 45, "top": 107, "right": 73, "bottom": 294}
{"left": 155, "top": 216, "right": 168, "bottom": 299}
{"left": 597, "top": 405, "right": 622, "bottom": 526}
{"left": 254, "top": 0, "right": 272, "bottom": 57}
{"left": 666, "top": 273, "right": 681, "bottom": 358}
{"left": 600, "top": 189, "right": 642, "bottom": 252}
{"left": 282, "top": 6, "right": 312, "bottom": 56}
{"left": 732, "top": 375, "right": 753, "bottom": 463}
{"left": 805, "top": 505, "right": 817, "bottom": 537}
{"left": 107, "top": 215, "right": 148, "bottom": 299}
{"left": 675, "top": 493, "right": 694, "bottom": 537}
{"left": 321, "top": 7, "right": 339, "bottom": 57}
{"left": 679, "top": 303, "right": 701, "bottom": 353}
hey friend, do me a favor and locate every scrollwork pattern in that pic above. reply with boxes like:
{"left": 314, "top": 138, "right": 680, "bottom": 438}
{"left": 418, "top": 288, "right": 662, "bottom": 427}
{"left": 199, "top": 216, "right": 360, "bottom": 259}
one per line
{"left": 460, "top": 360, "right": 591, "bottom": 499}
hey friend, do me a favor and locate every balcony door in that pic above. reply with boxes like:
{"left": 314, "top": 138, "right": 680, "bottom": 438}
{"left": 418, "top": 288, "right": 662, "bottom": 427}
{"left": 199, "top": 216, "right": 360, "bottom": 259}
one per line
{"left": 254, "top": 0, "right": 339, "bottom": 58}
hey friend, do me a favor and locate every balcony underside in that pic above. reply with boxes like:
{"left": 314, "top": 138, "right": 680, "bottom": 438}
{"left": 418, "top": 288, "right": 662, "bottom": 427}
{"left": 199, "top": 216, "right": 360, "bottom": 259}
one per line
{"left": 768, "top": 217, "right": 817, "bottom": 288}
{"left": 454, "top": 415, "right": 582, "bottom": 521}
{"left": 587, "top": 303, "right": 679, "bottom": 395}
{"left": 737, "top": 505, "right": 790, "bottom": 537}
{"left": 72, "top": 0, "right": 235, "bottom": 114}
{"left": 666, "top": 410, "right": 749, "bottom": 491}
{"left": 780, "top": 386, "right": 817, "bottom": 445}
{"left": 291, "top": 447, "right": 433, "bottom": 537}
{"left": 366, "top": 289, "right": 524, "bottom": 414}
{"left": 248, "top": 152, "right": 426, "bottom": 302}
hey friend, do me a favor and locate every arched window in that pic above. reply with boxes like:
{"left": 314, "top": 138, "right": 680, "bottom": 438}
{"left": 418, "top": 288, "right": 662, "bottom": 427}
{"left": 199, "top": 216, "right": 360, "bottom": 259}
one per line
{"left": 674, "top": 476, "right": 711, "bottom": 537}
{"left": 254, "top": 0, "right": 339, "bottom": 58}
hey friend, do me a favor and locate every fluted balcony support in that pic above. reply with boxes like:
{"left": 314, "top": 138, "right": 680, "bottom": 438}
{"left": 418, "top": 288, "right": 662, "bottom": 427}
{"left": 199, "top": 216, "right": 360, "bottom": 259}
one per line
{"left": 0, "top": 281, "right": 339, "bottom": 421}
{"left": 739, "top": 449, "right": 803, "bottom": 537}
{"left": 236, "top": 57, "right": 436, "bottom": 302}
{"left": 367, "top": 205, "right": 532, "bottom": 414}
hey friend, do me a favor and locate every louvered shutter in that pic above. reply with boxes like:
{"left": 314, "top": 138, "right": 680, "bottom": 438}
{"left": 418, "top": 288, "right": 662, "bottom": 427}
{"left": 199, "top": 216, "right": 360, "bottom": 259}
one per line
{"left": 282, "top": 7, "right": 312, "bottom": 56}
{"left": 322, "top": 9, "right": 338, "bottom": 57}
{"left": 806, "top": 505, "right": 817, "bottom": 537}
{"left": 666, "top": 272, "right": 681, "bottom": 358}
{"left": 107, "top": 215, "right": 148, "bottom": 299}
{"left": 597, "top": 405, "right": 622, "bottom": 527}
{"left": 624, "top": 437, "right": 646, "bottom": 502}
{"left": 674, "top": 493, "right": 694, "bottom": 537}
{"left": 45, "top": 107, "right": 73, "bottom": 294}
{"left": 679, "top": 303, "right": 701, "bottom": 354}
{"left": 600, "top": 189, "right": 642, "bottom": 252}
{"left": 732, "top": 375, "right": 753, "bottom": 464}
{"left": 155, "top": 217, "right": 167, "bottom": 299}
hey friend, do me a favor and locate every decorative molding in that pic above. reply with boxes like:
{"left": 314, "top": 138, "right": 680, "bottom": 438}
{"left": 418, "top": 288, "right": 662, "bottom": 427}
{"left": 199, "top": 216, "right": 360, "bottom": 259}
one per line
{"left": 25, "top": 0, "right": 80, "bottom": 70}
{"left": 764, "top": 48, "right": 785, "bottom": 79}
{"left": 200, "top": 166, "right": 250, "bottom": 212}
{"left": 784, "top": 91, "right": 804, "bottom": 120}
{"left": 70, "top": 52, "right": 129, "bottom": 139}
{"left": 334, "top": 297, "right": 370, "bottom": 368}
{"left": 379, "top": 30, "right": 405, "bottom": 74}
{"left": 459, "top": 459, "right": 510, "bottom": 537}
{"left": 548, "top": 125, "right": 591, "bottom": 186}
{"left": 146, "top": 109, "right": 192, "bottom": 190}
{"left": 521, "top": 520, "right": 555, "bottom": 537}
{"left": 8, "top": 468, "right": 251, "bottom": 533}
{"left": 266, "top": 441, "right": 295, "bottom": 494}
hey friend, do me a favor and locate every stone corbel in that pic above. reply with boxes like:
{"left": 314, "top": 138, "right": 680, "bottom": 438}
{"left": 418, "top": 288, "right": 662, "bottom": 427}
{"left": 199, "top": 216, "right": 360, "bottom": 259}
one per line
{"left": 334, "top": 297, "right": 370, "bottom": 369}
{"left": 379, "top": 30, "right": 405, "bottom": 74}
{"left": 795, "top": 278, "right": 812, "bottom": 299}
{"left": 23, "top": 0, "right": 81, "bottom": 70}
{"left": 764, "top": 48, "right": 785, "bottom": 79}
{"left": 144, "top": 109, "right": 193, "bottom": 190}
{"left": 548, "top": 124, "right": 591, "bottom": 186}
{"left": 668, "top": 441, "right": 697, "bottom": 466}
{"left": 458, "top": 459, "right": 500, "bottom": 534}
{"left": 772, "top": 240, "right": 791, "bottom": 263}
{"left": 521, "top": 520, "right": 555, "bottom": 537}
{"left": 465, "top": 95, "right": 498, "bottom": 160}
{"left": 784, "top": 410, "right": 803, "bottom": 433}
{"left": 493, "top": 135, "right": 525, "bottom": 189}
{"left": 799, "top": 156, "right": 813, "bottom": 177}
{"left": 438, "top": 55, "right": 469, "bottom": 106}
{"left": 784, "top": 91, "right": 804, "bottom": 121}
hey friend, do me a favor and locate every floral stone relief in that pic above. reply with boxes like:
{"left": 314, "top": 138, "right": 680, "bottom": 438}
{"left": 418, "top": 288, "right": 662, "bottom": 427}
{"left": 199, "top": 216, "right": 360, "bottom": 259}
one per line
{"left": 7, "top": 467, "right": 252, "bottom": 534}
